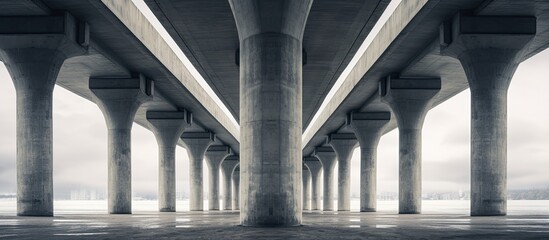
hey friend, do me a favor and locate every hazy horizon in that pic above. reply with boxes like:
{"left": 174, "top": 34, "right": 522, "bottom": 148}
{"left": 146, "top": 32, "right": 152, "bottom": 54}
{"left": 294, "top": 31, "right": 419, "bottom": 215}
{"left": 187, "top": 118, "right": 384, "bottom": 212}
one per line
{"left": 2, "top": 0, "right": 549, "bottom": 202}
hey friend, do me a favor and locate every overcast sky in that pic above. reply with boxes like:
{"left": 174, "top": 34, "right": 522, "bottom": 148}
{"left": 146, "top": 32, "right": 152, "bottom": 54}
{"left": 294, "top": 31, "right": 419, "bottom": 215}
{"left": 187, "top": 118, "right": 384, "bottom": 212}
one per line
{"left": 1, "top": 0, "right": 549, "bottom": 201}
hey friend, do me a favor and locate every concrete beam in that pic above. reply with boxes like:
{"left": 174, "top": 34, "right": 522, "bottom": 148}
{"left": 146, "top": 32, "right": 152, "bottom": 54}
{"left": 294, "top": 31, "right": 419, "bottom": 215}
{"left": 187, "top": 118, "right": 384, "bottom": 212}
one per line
{"left": 441, "top": 13, "right": 536, "bottom": 216}
{"left": 380, "top": 76, "right": 440, "bottom": 214}
{"left": 302, "top": 0, "right": 429, "bottom": 151}
{"left": 181, "top": 132, "right": 215, "bottom": 211}
{"left": 313, "top": 147, "right": 337, "bottom": 211}
{"left": 147, "top": 110, "right": 190, "bottom": 212}
{"left": 100, "top": 0, "right": 240, "bottom": 151}
{"left": 327, "top": 133, "right": 357, "bottom": 211}
{"left": 347, "top": 112, "right": 390, "bottom": 212}
{"left": 0, "top": 12, "right": 88, "bottom": 216}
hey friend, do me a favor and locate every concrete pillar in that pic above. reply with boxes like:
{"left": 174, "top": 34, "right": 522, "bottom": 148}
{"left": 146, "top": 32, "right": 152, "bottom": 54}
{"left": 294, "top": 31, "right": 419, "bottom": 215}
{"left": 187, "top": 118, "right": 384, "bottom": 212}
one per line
{"left": 304, "top": 157, "right": 322, "bottom": 210}
{"left": 0, "top": 13, "right": 88, "bottom": 216}
{"left": 90, "top": 76, "right": 153, "bottom": 214}
{"left": 229, "top": 0, "right": 313, "bottom": 226}
{"left": 328, "top": 133, "right": 358, "bottom": 211}
{"left": 232, "top": 165, "right": 240, "bottom": 211}
{"left": 147, "top": 111, "right": 190, "bottom": 212}
{"left": 302, "top": 164, "right": 311, "bottom": 211}
{"left": 204, "top": 146, "right": 232, "bottom": 211}
{"left": 440, "top": 13, "right": 535, "bottom": 216}
{"left": 181, "top": 132, "right": 215, "bottom": 211}
{"left": 314, "top": 147, "right": 337, "bottom": 211}
{"left": 380, "top": 75, "right": 440, "bottom": 214}
{"left": 347, "top": 112, "right": 391, "bottom": 212}
{"left": 221, "top": 155, "right": 239, "bottom": 210}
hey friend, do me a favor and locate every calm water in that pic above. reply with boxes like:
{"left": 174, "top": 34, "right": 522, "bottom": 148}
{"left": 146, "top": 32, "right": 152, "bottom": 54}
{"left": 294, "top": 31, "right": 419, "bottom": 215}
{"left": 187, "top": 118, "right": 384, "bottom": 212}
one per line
{"left": 1, "top": 199, "right": 549, "bottom": 216}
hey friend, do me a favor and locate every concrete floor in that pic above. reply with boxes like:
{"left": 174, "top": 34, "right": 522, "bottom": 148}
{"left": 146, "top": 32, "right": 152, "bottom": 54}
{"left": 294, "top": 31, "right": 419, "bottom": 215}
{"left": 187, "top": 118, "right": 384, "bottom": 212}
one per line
{"left": 1, "top": 211, "right": 548, "bottom": 239}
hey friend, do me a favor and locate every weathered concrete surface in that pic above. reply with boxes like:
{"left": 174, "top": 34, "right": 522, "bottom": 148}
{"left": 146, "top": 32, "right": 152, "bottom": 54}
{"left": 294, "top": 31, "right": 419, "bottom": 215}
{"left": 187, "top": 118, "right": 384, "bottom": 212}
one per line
{"left": 2, "top": 210, "right": 549, "bottom": 240}
{"left": 205, "top": 146, "right": 232, "bottom": 211}
{"left": 181, "top": 132, "right": 215, "bottom": 211}
{"left": 303, "top": 157, "right": 322, "bottom": 211}
{"left": 100, "top": 0, "right": 240, "bottom": 152}
{"left": 347, "top": 112, "right": 390, "bottom": 212}
{"left": 314, "top": 147, "right": 337, "bottom": 211}
{"left": 328, "top": 133, "right": 358, "bottom": 211}
{"left": 221, "top": 156, "right": 239, "bottom": 210}
{"left": 380, "top": 76, "right": 440, "bottom": 214}
{"left": 144, "top": 0, "right": 390, "bottom": 127}
{"left": 302, "top": 164, "right": 311, "bottom": 211}
{"left": 441, "top": 13, "right": 536, "bottom": 216}
{"left": 232, "top": 165, "right": 240, "bottom": 211}
{"left": 230, "top": 0, "right": 312, "bottom": 226}
{"left": 90, "top": 76, "right": 153, "bottom": 214}
{"left": 0, "top": 13, "right": 88, "bottom": 216}
{"left": 302, "top": 0, "right": 430, "bottom": 155}
{"left": 147, "top": 111, "right": 190, "bottom": 212}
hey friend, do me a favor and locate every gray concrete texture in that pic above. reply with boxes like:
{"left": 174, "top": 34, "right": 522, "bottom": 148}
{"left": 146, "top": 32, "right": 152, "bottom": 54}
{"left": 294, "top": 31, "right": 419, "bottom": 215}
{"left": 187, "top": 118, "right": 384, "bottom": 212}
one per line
{"left": 441, "top": 13, "right": 536, "bottom": 216}
{"left": 328, "top": 133, "right": 358, "bottom": 212}
{"left": 302, "top": 165, "right": 311, "bottom": 211}
{"left": 147, "top": 110, "right": 190, "bottom": 212}
{"left": 204, "top": 146, "right": 232, "bottom": 211}
{"left": 347, "top": 112, "right": 391, "bottom": 212}
{"left": 89, "top": 76, "right": 154, "bottom": 214}
{"left": 221, "top": 156, "right": 239, "bottom": 210}
{"left": 230, "top": 0, "right": 312, "bottom": 226}
{"left": 313, "top": 147, "right": 337, "bottom": 211}
{"left": 303, "top": 158, "right": 322, "bottom": 211}
{"left": 0, "top": 12, "right": 88, "bottom": 216}
{"left": 181, "top": 132, "right": 215, "bottom": 211}
{"left": 380, "top": 76, "right": 440, "bottom": 214}
{"left": 232, "top": 165, "right": 240, "bottom": 211}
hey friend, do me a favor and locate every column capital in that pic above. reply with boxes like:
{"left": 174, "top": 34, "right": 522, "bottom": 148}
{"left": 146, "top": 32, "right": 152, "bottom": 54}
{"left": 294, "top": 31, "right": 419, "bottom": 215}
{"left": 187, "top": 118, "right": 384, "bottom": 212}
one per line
{"left": 303, "top": 157, "right": 322, "bottom": 172}
{"left": 380, "top": 75, "right": 440, "bottom": 130}
{"left": 205, "top": 145, "right": 233, "bottom": 165}
{"left": 313, "top": 146, "right": 337, "bottom": 165}
{"left": 89, "top": 74, "right": 153, "bottom": 130}
{"left": 347, "top": 111, "right": 391, "bottom": 146}
{"left": 327, "top": 133, "right": 358, "bottom": 152}
{"left": 222, "top": 155, "right": 240, "bottom": 173}
{"left": 181, "top": 132, "right": 216, "bottom": 160}
{"left": 228, "top": 0, "right": 313, "bottom": 41}
{"left": 147, "top": 110, "right": 190, "bottom": 147}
